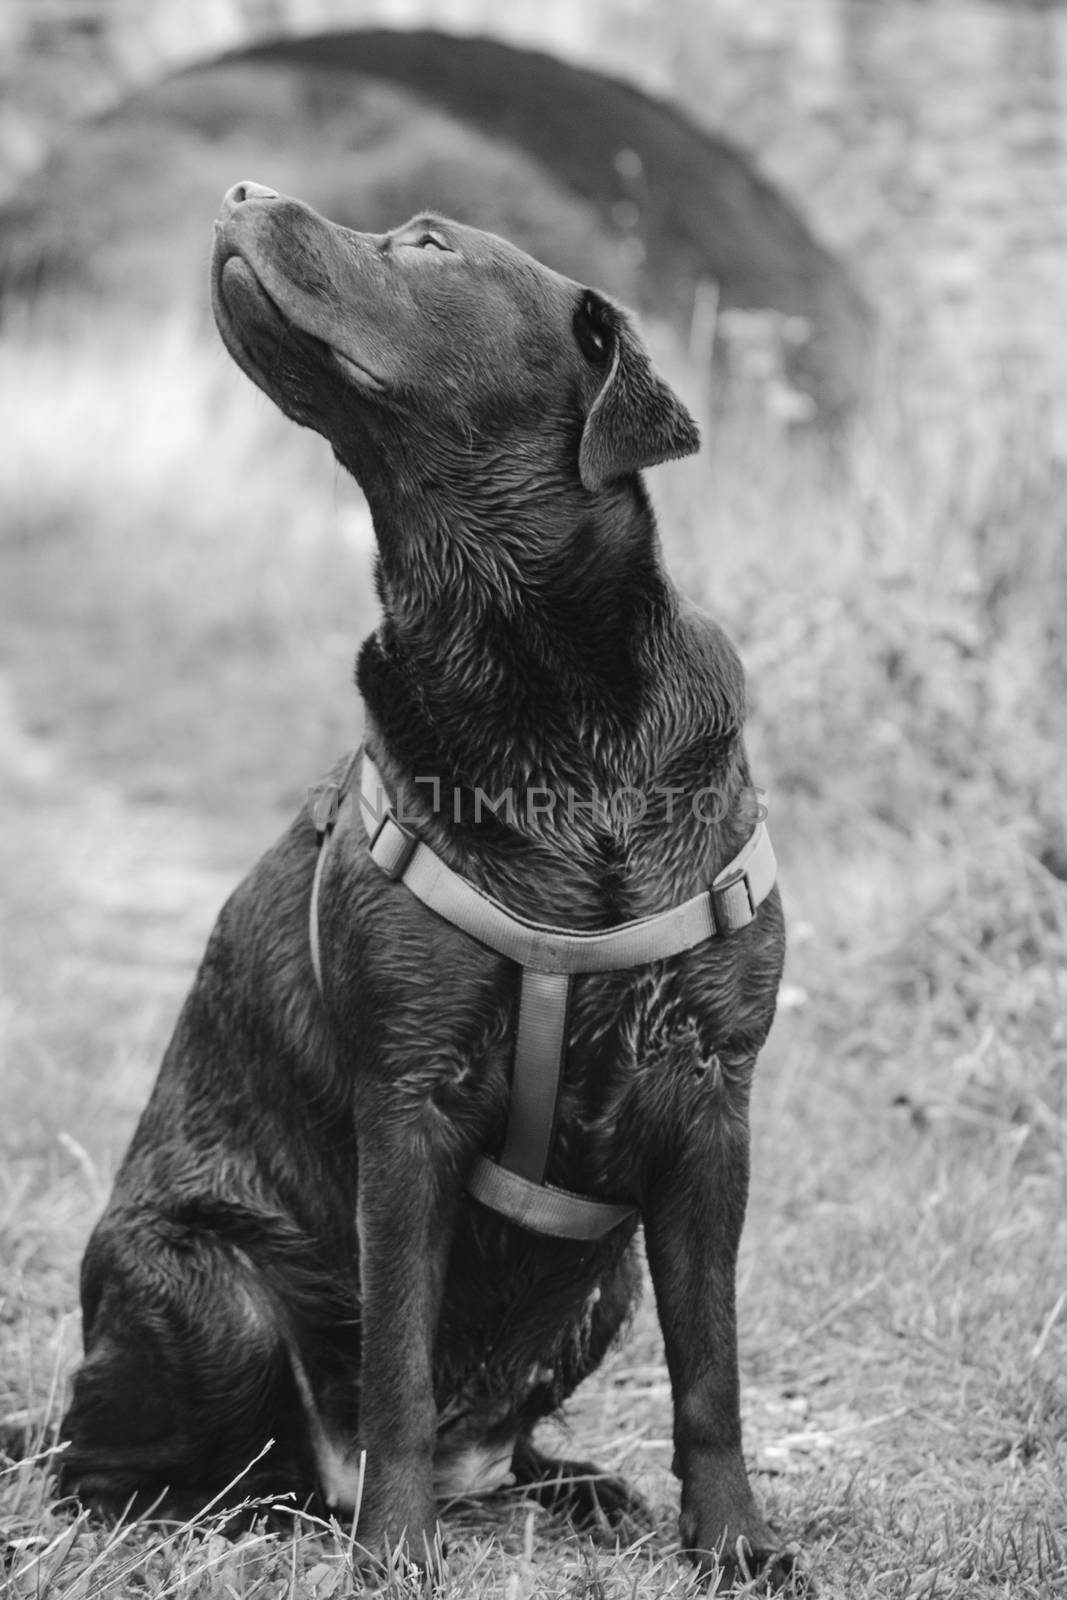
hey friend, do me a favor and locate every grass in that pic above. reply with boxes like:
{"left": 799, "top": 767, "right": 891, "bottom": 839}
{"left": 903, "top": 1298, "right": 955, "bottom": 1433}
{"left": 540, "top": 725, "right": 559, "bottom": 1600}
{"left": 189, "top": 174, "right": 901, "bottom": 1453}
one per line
{"left": 0, "top": 285, "right": 1065, "bottom": 1597}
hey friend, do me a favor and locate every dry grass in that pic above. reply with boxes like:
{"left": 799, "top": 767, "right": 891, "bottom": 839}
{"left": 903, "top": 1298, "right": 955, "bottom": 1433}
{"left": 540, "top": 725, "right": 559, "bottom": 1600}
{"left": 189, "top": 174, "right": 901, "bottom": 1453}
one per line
{"left": 1, "top": 302, "right": 1065, "bottom": 1598}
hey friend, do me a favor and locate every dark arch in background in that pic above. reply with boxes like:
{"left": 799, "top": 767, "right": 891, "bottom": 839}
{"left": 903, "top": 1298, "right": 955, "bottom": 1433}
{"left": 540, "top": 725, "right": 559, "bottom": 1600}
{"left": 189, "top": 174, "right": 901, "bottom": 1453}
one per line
{"left": 220, "top": 30, "right": 873, "bottom": 419}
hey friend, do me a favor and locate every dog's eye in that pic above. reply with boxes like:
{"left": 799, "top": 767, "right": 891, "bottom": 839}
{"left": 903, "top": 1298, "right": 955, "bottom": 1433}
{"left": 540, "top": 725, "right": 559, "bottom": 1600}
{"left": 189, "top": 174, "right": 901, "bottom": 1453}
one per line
{"left": 574, "top": 293, "right": 612, "bottom": 364}
{"left": 410, "top": 231, "right": 449, "bottom": 252}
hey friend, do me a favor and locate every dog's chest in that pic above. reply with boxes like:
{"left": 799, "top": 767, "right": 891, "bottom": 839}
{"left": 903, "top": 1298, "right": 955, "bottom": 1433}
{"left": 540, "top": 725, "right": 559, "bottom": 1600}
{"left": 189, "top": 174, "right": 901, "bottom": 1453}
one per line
{"left": 548, "top": 962, "right": 744, "bottom": 1192}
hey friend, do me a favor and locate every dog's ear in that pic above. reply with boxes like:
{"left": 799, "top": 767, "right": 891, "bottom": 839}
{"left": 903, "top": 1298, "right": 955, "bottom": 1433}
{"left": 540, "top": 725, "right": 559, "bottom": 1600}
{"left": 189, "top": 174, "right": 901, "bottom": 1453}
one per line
{"left": 576, "top": 290, "right": 700, "bottom": 490}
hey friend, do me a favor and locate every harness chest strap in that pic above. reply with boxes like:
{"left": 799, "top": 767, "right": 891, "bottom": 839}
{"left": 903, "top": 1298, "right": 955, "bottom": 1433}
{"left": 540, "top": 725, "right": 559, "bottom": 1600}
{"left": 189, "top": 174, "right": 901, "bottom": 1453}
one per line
{"left": 308, "top": 749, "right": 777, "bottom": 1241}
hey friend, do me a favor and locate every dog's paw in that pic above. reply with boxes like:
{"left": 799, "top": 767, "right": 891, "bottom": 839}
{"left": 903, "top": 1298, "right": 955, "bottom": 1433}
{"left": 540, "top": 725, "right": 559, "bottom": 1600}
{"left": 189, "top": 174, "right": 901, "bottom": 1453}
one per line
{"left": 349, "top": 1529, "right": 447, "bottom": 1590}
{"left": 683, "top": 1533, "right": 811, "bottom": 1596}
{"left": 509, "top": 1440, "right": 651, "bottom": 1536}
{"left": 350, "top": 1497, "right": 446, "bottom": 1585}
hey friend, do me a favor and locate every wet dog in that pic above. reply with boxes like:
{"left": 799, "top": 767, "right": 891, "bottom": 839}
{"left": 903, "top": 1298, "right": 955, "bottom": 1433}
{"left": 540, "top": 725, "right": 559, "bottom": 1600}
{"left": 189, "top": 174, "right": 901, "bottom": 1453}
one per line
{"left": 60, "top": 184, "right": 794, "bottom": 1589}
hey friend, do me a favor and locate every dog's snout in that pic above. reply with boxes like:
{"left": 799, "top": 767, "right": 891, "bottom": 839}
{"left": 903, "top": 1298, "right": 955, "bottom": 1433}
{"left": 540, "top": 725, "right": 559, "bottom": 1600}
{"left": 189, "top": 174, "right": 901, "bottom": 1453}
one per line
{"left": 219, "top": 181, "right": 281, "bottom": 220}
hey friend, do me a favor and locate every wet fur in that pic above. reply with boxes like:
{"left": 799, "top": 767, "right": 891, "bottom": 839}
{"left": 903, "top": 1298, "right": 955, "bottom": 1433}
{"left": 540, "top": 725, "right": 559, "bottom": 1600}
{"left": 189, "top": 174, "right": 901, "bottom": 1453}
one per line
{"left": 60, "top": 191, "right": 795, "bottom": 1587}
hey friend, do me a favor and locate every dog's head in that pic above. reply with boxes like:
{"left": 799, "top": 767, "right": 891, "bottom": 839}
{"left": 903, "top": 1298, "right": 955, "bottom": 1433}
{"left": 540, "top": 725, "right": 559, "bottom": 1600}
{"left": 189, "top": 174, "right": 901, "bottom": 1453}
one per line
{"left": 210, "top": 185, "right": 699, "bottom": 504}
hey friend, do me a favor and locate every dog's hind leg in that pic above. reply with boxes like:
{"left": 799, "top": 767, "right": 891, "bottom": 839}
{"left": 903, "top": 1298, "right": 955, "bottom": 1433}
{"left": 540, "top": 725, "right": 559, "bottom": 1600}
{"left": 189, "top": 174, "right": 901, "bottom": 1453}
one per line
{"left": 509, "top": 1436, "right": 650, "bottom": 1533}
{"left": 59, "top": 1214, "right": 312, "bottom": 1516}
{"left": 506, "top": 1247, "right": 650, "bottom": 1535}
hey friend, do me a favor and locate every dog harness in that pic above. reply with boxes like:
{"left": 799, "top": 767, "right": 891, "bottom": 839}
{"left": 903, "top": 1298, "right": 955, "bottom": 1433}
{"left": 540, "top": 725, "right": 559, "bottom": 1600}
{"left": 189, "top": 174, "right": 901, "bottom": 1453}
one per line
{"left": 308, "top": 748, "right": 777, "bottom": 1241}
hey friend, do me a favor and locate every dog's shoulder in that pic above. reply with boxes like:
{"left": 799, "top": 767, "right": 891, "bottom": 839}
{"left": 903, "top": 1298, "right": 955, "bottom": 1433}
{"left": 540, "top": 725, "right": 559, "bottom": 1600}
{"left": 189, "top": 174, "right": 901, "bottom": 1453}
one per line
{"left": 165, "top": 799, "right": 327, "bottom": 1066}
{"left": 112, "top": 798, "right": 347, "bottom": 1188}
{"left": 214, "top": 802, "right": 320, "bottom": 946}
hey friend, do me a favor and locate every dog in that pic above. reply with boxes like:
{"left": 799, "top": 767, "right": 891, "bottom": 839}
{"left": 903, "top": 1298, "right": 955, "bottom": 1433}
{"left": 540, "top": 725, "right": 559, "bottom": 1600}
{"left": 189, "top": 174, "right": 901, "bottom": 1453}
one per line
{"left": 59, "top": 183, "right": 795, "bottom": 1590}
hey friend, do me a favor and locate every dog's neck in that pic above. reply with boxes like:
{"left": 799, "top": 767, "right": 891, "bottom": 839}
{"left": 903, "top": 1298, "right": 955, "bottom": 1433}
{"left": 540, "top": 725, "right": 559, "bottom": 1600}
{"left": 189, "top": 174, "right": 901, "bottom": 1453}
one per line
{"left": 355, "top": 471, "right": 745, "bottom": 851}
{"left": 367, "top": 477, "right": 640, "bottom": 752}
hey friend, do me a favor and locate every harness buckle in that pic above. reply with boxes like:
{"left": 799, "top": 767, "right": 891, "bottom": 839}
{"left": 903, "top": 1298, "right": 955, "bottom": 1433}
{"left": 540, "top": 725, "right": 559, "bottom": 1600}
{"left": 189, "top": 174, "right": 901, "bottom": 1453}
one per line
{"left": 711, "top": 867, "right": 756, "bottom": 934}
{"left": 369, "top": 812, "right": 419, "bottom": 880}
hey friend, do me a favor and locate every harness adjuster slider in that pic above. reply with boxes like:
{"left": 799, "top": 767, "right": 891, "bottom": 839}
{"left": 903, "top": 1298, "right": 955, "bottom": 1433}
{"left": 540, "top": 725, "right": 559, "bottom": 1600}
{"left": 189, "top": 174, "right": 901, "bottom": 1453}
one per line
{"left": 308, "top": 781, "right": 341, "bottom": 840}
{"left": 369, "top": 812, "right": 419, "bottom": 881}
{"left": 711, "top": 868, "right": 756, "bottom": 934}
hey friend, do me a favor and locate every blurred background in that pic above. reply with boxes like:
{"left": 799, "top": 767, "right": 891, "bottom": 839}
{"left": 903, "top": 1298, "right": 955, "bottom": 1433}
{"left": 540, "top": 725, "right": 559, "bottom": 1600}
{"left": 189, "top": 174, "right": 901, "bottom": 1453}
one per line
{"left": 1, "top": 3, "right": 1065, "bottom": 1596}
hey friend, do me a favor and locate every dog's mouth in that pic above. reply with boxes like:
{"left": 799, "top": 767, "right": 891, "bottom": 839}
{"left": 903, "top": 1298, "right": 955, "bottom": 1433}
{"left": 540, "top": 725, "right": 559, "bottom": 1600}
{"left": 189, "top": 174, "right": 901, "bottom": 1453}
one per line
{"left": 213, "top": 253, "right": 284, "bottom": 346}
{"left": 212, "top": 245, "right": 386, "bottom": 397}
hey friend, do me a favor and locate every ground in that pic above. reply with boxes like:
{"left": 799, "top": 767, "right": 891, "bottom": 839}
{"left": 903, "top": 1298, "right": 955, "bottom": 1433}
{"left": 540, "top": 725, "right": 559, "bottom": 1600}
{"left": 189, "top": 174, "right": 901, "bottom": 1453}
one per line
{"left": 1, "top": 69, "right": 1066, "bottom": 1600}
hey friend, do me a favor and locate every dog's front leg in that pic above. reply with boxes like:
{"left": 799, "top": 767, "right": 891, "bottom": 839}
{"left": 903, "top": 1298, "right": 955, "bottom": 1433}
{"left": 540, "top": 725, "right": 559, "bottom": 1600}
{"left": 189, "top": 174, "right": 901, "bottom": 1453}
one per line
{"left": 349, "top": 1100, "right": 460, "bottom": 1570}
{"left": 644, "top": 1116, "right": 796, "bottom": 1591}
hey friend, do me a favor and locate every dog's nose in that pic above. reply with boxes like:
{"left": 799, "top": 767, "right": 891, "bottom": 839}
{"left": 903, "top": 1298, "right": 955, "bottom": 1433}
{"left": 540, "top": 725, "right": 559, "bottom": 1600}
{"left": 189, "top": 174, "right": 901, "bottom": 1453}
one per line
{"left": 219, "top": 181, "right": 280, "bottom": 220}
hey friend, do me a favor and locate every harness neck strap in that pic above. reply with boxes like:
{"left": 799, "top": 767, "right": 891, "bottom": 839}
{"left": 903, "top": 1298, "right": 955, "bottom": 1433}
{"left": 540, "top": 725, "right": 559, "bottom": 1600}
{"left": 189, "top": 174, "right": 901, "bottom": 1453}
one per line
{"left": 309, "top": 747, "right": 777, "bottom": 1240}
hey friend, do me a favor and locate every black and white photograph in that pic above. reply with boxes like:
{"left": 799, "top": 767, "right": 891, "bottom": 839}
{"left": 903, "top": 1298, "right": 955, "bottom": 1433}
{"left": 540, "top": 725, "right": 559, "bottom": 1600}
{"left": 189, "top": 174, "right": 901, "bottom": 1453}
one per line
{"left": 1, "top": 2, "right": 1064, "bottom": 1595}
